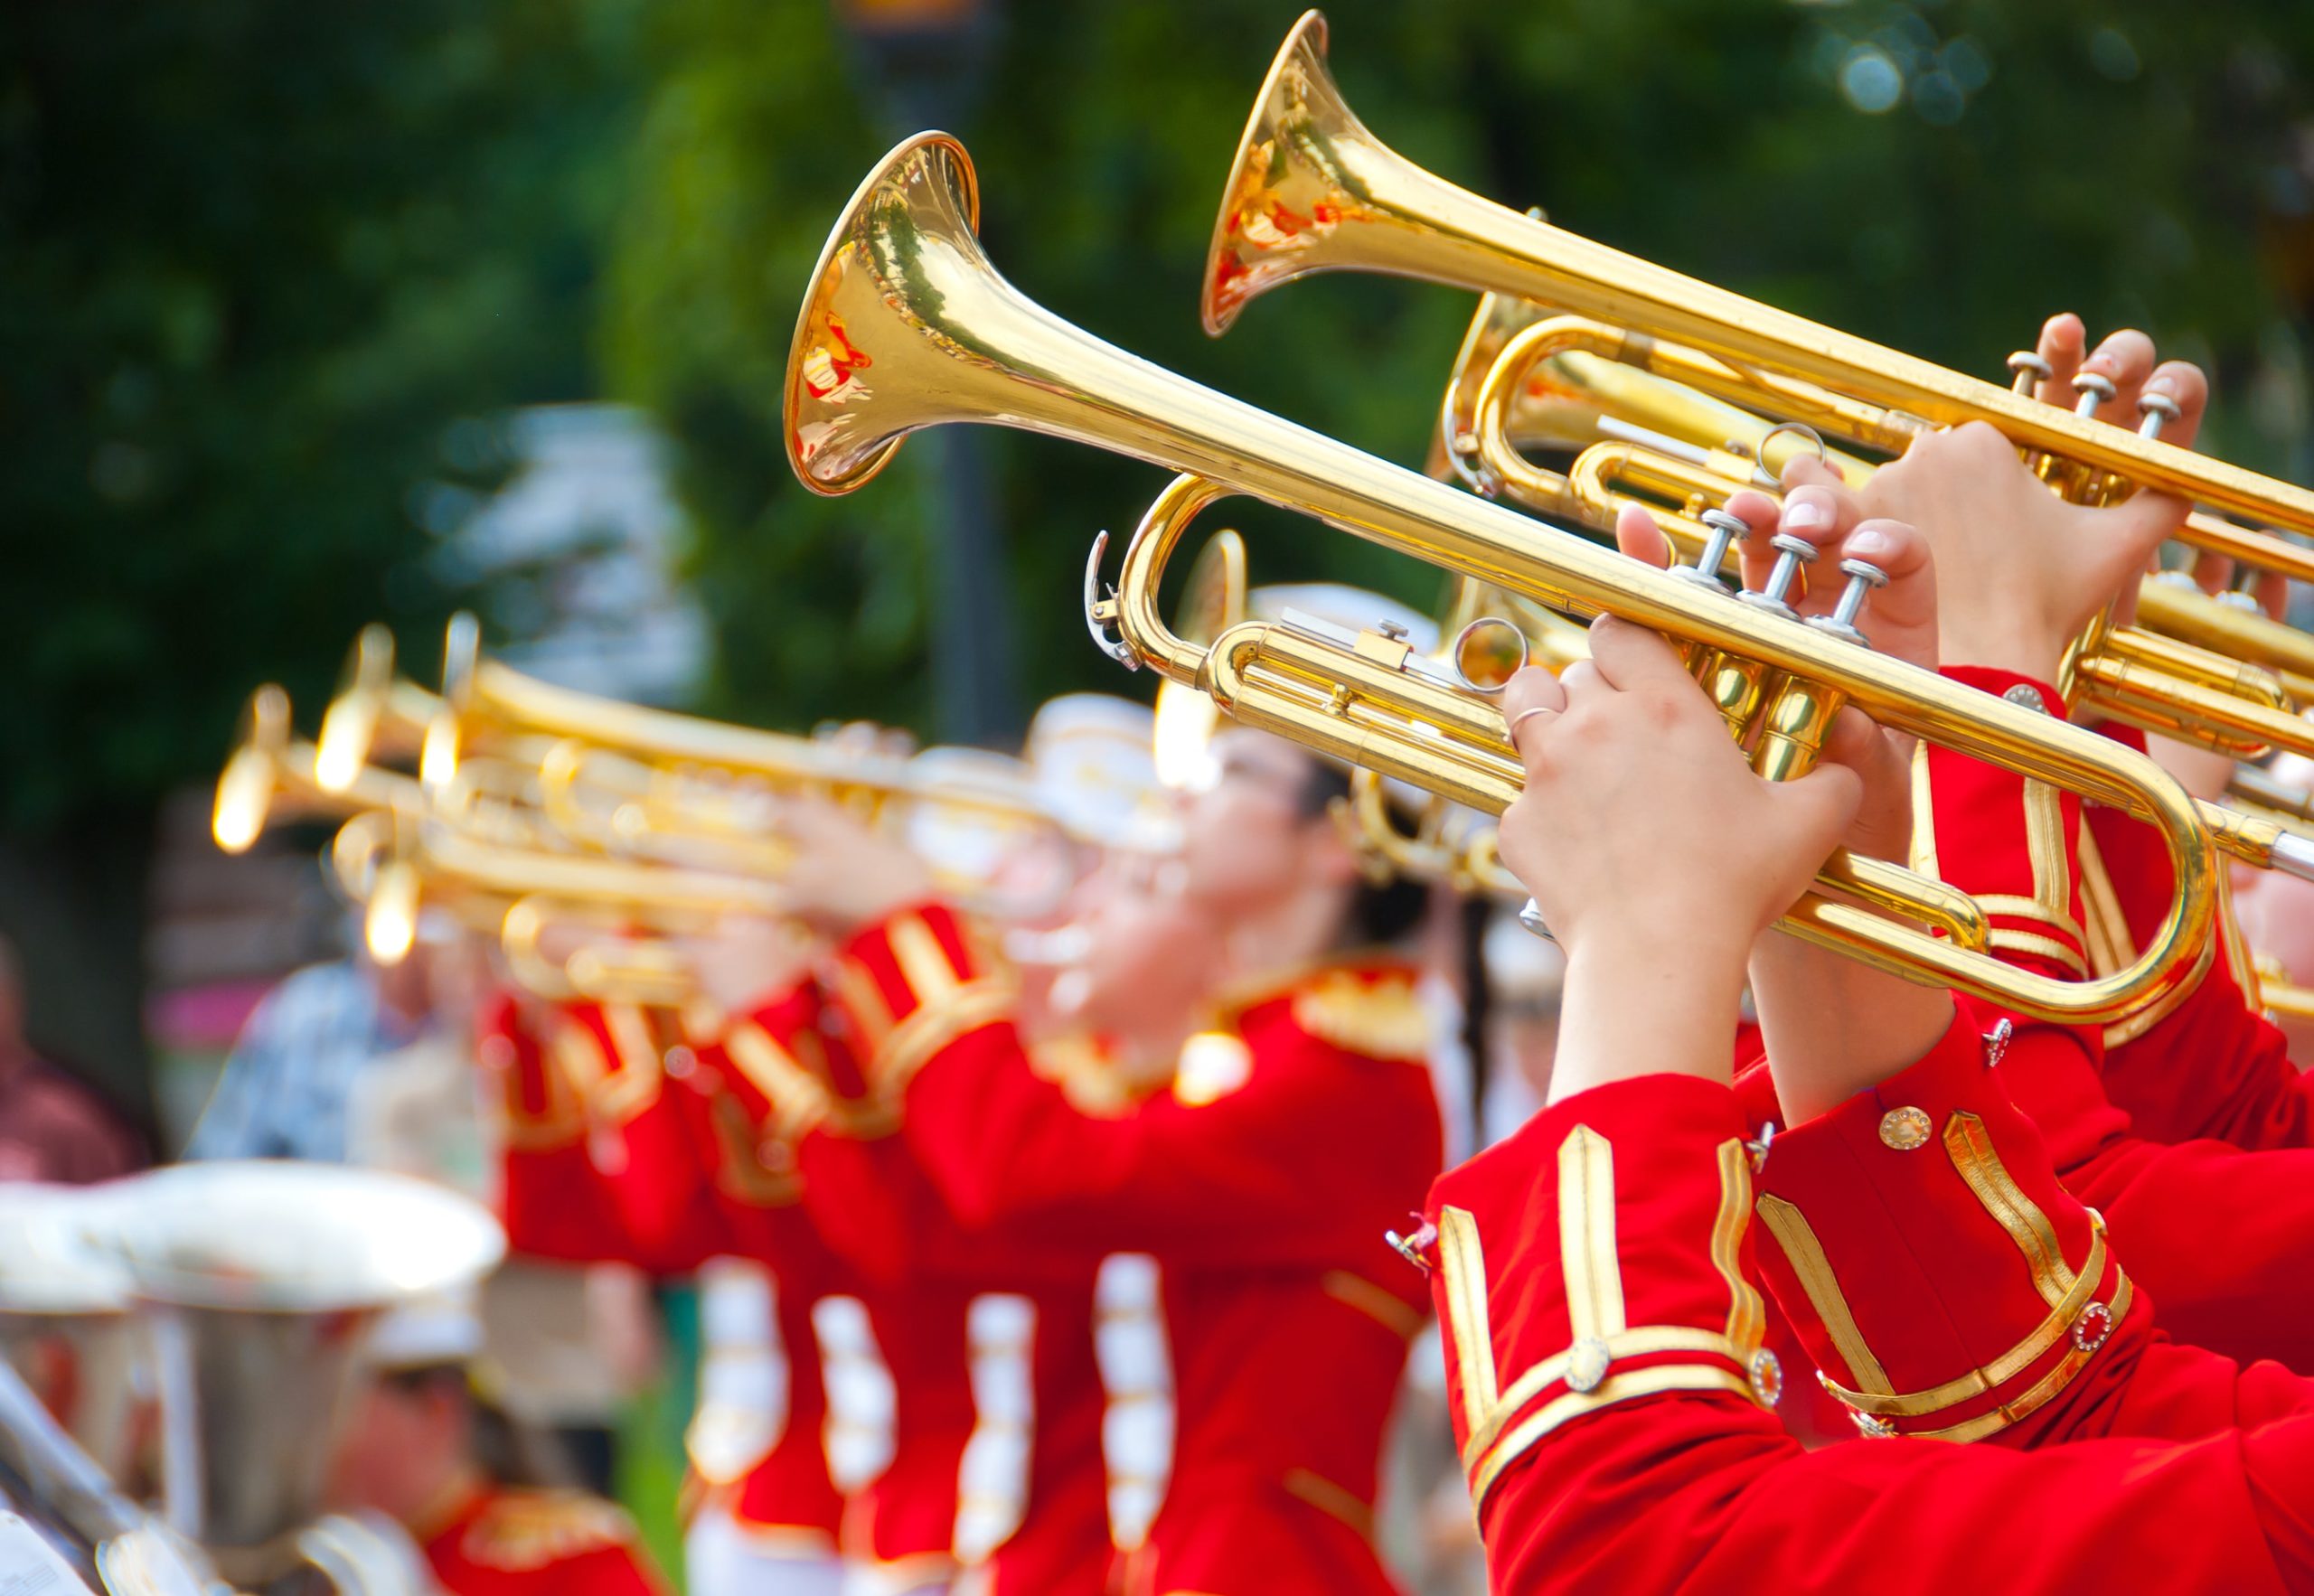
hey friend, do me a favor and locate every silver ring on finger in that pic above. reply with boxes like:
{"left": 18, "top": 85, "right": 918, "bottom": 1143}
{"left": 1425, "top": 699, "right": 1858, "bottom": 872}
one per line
{"left": 1507, "top": 705, "right": 1554, "bottom": 754}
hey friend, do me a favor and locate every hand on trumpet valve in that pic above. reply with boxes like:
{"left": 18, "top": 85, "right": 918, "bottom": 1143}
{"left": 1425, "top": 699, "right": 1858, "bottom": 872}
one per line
{"left": 2022, "top": 312, "right": 2288, "bottom": 620}
{"left": 1492, "top": 618, "right": 1861, "bottom": 1032}
{"left": 1613, "top": 493, "right": 1931, "bottom": 867}
{"left": 1851, "top": 424, "right": 2183, "bottom": 681}
{"left": 768, "top": 795, "right": 936, "bottom": 935}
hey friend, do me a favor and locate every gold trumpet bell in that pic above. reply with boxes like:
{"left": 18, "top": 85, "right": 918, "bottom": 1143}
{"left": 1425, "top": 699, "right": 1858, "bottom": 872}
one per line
{"left": 212, "top": 685, "right": 295, "bottom": 855}
{"left": 1202, "top": 11, "right": 1361, "bottom": 337}
{"left": 786, "top": 133, "right": 984, "bottom": 496}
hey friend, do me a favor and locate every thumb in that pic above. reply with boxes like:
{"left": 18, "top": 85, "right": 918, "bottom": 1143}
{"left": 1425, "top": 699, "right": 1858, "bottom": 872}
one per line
{"left": 2085, "top": 490, "right": 2187, "bottom": 602}
{"left": 1768, "top": 762, "right": 1864, "bottom": 864}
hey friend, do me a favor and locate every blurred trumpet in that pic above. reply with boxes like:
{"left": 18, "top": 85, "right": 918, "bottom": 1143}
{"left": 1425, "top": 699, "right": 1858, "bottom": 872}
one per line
{"left": 432, "top": 614, "right": 1082, "bottom": 908}
{"left": 212, "top": 684, "right": 425, "bottom": 854}
{"left": 329, "top": 809, "right": 785, "bottom": 1002}
{"left": 315, "top": 622, "right": 459, "bottom": 793}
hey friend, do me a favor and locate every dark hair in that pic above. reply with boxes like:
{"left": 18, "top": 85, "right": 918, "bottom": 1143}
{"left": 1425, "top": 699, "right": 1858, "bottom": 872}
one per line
{"left": 378, "top": 1362, "right": 580, "bottom": 1489}
{"left": 1294, "top": 761, "right": 1433, "bottom": 948}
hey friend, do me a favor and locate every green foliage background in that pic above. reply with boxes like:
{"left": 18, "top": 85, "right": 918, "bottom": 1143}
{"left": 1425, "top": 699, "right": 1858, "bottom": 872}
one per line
{"left": 4, "top": 0, "right": 2313, "bottom": 1090}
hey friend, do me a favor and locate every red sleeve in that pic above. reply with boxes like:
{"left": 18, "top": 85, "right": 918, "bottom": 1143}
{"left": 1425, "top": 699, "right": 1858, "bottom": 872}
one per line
{"left": 2072, "top": 725, "right": 2314, "bottom": 1150}
{"left": 484, "top": 994, "right": 724, "bottom": 1274}
{"left": 1427, "top": 1045, "right": 2314, "bottom": 1593}
{"left": 1914, "top": 666, "right": 2136, "bottom": 1171}
{"left": 481, "top": 991, "right": 628, "bottom": 1263}
{"left": 822, "top": 905, "right": 1444, "bottom": 1269}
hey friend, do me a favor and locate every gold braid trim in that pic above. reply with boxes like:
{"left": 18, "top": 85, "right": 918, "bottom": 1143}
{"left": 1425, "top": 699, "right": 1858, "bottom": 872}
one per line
{"left": 869, "top": 979, "right": 1019, "bottom": 1100}
{"left": 1469, "top": 1364, "right": 1755, "bottom": 1507}
{"left": 722, "top": 1020, "right": 834, "bottom": 1141}
{"left": 1322, "top": 1270, "right": 1424, "bottom": 1338}
{"left": 1987, "top": 927, "right": 2091, "bottom": 978}
{"left": 1754, "top": 1194, "right": 1894, "bottom": 1395}
{"left": 1821, "top": 1225, "right": 2113, "bottom": 1418}
{"left": 1910, "top": 1276, "right": 2134, "bottom": 1443}
{"left": 1288, "top": 969, "right": 1430, "bottom": 1060}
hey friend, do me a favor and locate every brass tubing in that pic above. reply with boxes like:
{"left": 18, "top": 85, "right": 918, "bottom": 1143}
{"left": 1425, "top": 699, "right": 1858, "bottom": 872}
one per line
{"left": 785, "top": 134, "right": 2241, "bottom": 1022}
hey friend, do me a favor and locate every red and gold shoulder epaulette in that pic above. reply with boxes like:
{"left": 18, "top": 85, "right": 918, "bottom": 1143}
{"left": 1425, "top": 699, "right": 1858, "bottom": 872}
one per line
{"left": 459, "top": 1487, "right": 640, "bottom": 1572}
{"left": 1284, "top": 963, "right": 1431, "bottom": 1063}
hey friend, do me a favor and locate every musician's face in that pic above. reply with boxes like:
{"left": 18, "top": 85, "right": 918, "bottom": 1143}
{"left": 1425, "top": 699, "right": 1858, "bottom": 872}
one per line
{"left": 327, "top": 1373, "right": 468, "bottom": 1524}
{"left": 1178, "top": 730, "right": 1343, "bottom": 910}
{"left": 1065, "top": 864, "right": 1220, "bottom": 1035}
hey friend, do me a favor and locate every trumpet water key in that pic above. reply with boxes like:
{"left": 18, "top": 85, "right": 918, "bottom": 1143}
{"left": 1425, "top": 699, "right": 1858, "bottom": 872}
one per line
{"left": 781, "top": 131, "right": 2292, "bottom": 1022}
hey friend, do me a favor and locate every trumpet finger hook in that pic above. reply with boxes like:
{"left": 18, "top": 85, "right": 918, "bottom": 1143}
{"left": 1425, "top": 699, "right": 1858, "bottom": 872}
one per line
{"left": 1083, "top": 531, "right": 1140, "bottom": 669}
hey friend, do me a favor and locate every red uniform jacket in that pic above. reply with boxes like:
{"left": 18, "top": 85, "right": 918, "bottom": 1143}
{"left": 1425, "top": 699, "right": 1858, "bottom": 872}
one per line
{"left": 482, "top": 990, "right": 848, "bottom": 1549}
{"left": 1905, "top": 669, "right": 2314, "bottom": 1375}
{"left": 417, "top": 1476, "right": 668, "bottom": 1596}
{"left": 1426, "top": 1014, "right": 2314, "bottom": 1592}
{"left": 784, "top": 1046, "right": 1119, "bottom": 1596}
{"left": 822, "top": 903, "right": 1446, "bottom": 1596}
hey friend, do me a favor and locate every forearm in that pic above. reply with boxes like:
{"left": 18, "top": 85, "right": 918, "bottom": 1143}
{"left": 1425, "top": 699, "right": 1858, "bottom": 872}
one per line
{"left": 1549, "top": 921, "right": 1749, "bottom": 1103}
{"left": 1748, "top": 925, "right": 1955, "bottom": 1124}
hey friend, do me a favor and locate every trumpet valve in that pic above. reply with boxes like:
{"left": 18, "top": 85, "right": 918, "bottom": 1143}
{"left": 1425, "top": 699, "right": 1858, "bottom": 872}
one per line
{"left": 1806, "top": 559, "right": 1889, "bottom": 647}
{"left": 1736, "top": 531, "right": 1819, "bottom": 622}
{"left": 1670, "top": 507, "right": 1745, "bottom": 591}
{"left": 2137, "top": 390, "right": 2184, "bottom": 440}
{"left": 2006, "top": 350, "right": 2053, "bottom": 395}
{"left": 2071, "top": 371, "right": 2118, "bottom": 417}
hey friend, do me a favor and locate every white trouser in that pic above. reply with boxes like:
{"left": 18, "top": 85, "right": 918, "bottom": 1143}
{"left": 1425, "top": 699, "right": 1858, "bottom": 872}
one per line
{"left": 842, "top": 1563, "right": 948, "bottom": 1591}
{"left": 684, "top": 1505, "right": 847, "bottom": 1596}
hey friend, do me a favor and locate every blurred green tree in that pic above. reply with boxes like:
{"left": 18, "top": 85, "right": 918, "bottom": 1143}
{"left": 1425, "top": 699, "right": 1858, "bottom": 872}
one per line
{"left": 0, "top": 0, "right": 647, "bottom": 1099}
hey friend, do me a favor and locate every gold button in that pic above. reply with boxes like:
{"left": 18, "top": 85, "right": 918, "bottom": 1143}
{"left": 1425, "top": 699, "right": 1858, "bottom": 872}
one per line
{"left": 1878, "top": 1106, "right": 1933, "bottom": 1150}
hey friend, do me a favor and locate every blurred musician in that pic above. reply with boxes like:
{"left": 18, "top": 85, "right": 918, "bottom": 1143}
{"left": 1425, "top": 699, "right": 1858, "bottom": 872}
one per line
{"left": 185, "top": 912, "right": 445, "bottom": 1163}
{"left": 330, "top": 1291, "right": 670, "bottom": 1596}
{"left": 0, "top": 934, "right": 142, "bottom": 1184}
{"left": 769, "top": 586, "right": 1448, "bottom": 1596}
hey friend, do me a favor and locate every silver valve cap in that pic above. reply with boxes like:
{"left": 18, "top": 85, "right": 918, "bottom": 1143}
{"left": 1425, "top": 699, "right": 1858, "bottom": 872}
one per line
{"left": 2137, "top": 390, "right": 2184, "bottom": 440}
{"left": 2071, "top": 371, "right": 2118, "bottom": 417}
{"left": 1672, "top": 507, "right": 1747, "bottom": 589}
{"left": 1807, "top": 559, "right": 1890, "bottom": 646}
{"left": 2007, "top": 351, "right": 2053, "bottom": 394}
{"left": 1737, "top": 530, "right": 1818, "bottom": 620}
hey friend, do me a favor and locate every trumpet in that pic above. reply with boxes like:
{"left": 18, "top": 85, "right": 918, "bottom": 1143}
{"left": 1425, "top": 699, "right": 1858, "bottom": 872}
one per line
{"left": 315, "top": 622, "right": 462, "bottom": 793}
{"left": 780, "top": 131, "right": 2314, "bottom": 1022}
{"left": 1202, "top": 12, "right": 2314, "bottom": 549}
{"left": 212, "top": 684, "right": 427, "bottom": 854}
{"left": 1336, "top": 579, "right": 1584, "bottom": 897}
{"left": 329, "top": 809, "right": 785, "bottom": 1001}
{"left": 1440, "top": 296, "right": 2314, "bottom": 768}
{"left": 432, "top": 615, "right": 1074, "bottom": 887}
